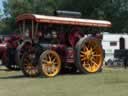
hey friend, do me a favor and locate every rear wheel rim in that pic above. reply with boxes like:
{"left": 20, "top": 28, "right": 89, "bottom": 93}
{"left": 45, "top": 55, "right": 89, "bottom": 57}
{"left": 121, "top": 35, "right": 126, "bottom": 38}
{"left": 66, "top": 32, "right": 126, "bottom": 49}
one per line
{"left": 80, "top": 40, "right": 103, "bottom": 73}
{"left": 40, "top": 51, "right": 61, "bottom": 77}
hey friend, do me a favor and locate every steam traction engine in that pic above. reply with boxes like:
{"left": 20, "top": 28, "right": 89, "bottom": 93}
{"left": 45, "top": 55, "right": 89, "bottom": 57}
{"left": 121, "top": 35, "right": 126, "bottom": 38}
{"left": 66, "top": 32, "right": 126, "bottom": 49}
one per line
{"left": 16, "top": 11, "right": 111, "bottom": 77}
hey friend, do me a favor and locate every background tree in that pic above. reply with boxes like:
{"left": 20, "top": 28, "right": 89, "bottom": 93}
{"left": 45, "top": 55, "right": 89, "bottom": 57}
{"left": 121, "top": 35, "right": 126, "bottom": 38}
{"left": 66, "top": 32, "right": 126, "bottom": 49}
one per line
{"left": 1, "top": 0, "right": 59, "bottom": 34}
{"left": 0, "top": 0, "right": 128, "bottom": 34}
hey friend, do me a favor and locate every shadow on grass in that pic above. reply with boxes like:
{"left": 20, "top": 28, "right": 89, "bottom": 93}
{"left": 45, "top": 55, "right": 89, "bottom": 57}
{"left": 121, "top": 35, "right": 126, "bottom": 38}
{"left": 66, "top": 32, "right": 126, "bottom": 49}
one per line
{"left": 0, "top": 72, "right": 84, "bottom": 79}
{"left": 0, "top": 71, "right": 94, "bottom": 79}
{"left": 0, "top": 75, "right": 27, "bottom": 79}
{"left": 0, "top": 69, "right": 20, "bottom": 72}
{"left": 0, "top": 67, "right": 102, "bottom": 79}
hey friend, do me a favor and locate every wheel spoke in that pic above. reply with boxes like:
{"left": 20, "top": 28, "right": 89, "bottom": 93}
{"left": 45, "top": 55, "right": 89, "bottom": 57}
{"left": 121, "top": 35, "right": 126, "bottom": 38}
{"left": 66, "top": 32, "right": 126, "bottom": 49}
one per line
{"left": 90, "top": 59, "right": 98, "bottom": 67}
{"left": 42, "top": 59, "right": 48, "bottom": 63}
{"left": 52, "top": 57, "right": 56, "bottom": 62}
{"left": 90, "top": 48, "right": 93, "bottom": 52}
{"left": 80, "top": 54, "right": 85, "bottom": 58}
{"left": 80, "top": 51, "right": 85, "bottom": 55}
{"left": 85, "top": 47, "right": 89, "bottom": 51}
{"left": 87, "top": 61, "right": 93, "bottom": 71}
{"left": 93, "top": 54, "right": 101, "bottom": 57}
{"left": 81, "top": 57, "right": 86, "bottom": 61}
{"left": 51, "top": 65, "right": 56, "bottom": 73}
{"left": 82, "top": 61, "right": 86, "bottom": 67}
{"left": 85, "top": 62, "right": 92, "bottom": 70}
{"left": 83, "top": 61, "right": 91, "bottom": 69}
{"left": 48, "top": 55, "right": 52, "bottom": 61}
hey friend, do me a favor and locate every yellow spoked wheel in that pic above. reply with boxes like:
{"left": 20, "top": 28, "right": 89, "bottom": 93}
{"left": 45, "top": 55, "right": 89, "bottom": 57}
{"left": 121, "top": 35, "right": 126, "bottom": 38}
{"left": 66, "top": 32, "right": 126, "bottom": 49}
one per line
{"left": 76, "top": 38, "right": 103, "bottom": 73}
{"left": 21, "top": 52, "right": 40, "bottom": 77}
{"left": 39, "top": 50, "right": 61, "bottom": 77}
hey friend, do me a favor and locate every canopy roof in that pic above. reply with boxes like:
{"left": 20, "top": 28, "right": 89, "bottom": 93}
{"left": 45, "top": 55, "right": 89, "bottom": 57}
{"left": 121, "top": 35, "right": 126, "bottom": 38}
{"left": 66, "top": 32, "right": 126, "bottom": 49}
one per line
{"left": 16, "top": 14, "right": 112, "bottom": 28}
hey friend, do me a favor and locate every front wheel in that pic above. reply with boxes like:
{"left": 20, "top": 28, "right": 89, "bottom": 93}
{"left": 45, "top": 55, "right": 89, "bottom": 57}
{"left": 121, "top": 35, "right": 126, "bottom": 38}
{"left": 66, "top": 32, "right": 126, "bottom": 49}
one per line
{"left": 76, "top": 37, "right": 103, "bottom": 73}
{"left": 21, "top": 52, "right": 40, "bottom": 77}
{"left": 39, "top": 50, "right": 61, "bottom": 77}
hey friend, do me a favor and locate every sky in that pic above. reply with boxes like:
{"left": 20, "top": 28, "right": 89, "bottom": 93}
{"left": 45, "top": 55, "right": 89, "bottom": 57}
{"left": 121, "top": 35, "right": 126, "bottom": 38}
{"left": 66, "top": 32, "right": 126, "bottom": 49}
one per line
{"left": 0, "top": 0, "right": 5, "bottom": 14}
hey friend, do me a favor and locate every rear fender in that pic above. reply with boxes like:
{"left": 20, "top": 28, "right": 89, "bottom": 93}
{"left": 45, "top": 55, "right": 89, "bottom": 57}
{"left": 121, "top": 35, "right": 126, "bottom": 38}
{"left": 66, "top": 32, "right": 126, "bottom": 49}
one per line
{"left": 75, "top": 36, "right": 102, "bottom": 50}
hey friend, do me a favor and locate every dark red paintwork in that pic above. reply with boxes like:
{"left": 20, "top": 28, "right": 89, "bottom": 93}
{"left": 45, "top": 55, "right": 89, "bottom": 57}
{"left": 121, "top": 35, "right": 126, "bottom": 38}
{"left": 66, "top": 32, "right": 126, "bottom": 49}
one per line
{"left": 0, "top": 35, "right": 22, "bottom": 65}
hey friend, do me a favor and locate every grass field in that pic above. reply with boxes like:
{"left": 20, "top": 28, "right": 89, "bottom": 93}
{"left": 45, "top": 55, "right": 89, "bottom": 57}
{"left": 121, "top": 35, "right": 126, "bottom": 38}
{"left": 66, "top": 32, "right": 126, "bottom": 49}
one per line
{"left": 0, "top": 67, "right": 128, "bottom": 96}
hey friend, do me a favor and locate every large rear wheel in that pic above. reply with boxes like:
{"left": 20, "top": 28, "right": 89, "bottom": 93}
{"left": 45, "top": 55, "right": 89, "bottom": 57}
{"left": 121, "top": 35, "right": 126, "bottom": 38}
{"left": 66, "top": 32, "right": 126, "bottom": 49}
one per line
{"left": 39, "top": 50, "right": 61, "bottom": 77}
{"left": 76, "top": 37, "right": 103, "bottom": 73}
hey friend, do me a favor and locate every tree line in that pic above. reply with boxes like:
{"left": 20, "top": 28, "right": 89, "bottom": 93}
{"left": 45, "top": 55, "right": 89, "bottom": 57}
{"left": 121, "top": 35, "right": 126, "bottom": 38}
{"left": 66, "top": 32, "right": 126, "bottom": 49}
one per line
{"left": 0, "top": 0, "right": 128, "bottom": 34}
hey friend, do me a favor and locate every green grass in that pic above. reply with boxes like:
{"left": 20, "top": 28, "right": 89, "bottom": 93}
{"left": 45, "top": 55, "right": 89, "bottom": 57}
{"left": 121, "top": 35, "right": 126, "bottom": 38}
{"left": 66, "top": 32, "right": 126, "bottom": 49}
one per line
{"left": 0, "top": 67, "right": 128, "bottom": 96}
